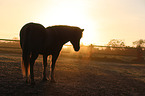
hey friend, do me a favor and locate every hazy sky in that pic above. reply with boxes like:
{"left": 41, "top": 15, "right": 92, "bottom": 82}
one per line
{"left": 0, "top": 0, "right": 145, "bottom": 46}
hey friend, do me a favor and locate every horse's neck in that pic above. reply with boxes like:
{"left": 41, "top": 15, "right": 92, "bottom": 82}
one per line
{"left": 46, "top": 30, "right": 70, "bottom": 46}
{"left": 57, "top": 31, "right": 70, "bottom": 44}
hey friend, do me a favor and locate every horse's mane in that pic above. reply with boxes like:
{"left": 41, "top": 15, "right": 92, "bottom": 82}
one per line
{"left": 46, "top": 25, "right": 81, "bottom": 30}
{"left": 46, "top": 25, "right": 83, "bottom": 38}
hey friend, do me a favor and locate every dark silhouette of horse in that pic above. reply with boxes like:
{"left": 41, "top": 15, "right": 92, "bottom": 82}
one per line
{"left": 20, "top": 22, "right": 84, "bottom": 84}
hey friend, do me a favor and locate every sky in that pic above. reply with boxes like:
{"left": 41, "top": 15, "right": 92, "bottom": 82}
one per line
{"left": 0, "top": 0, "right": 145, "bottom": 46}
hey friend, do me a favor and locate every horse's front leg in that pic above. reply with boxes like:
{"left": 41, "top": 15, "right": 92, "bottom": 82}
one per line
{"left": 50, "top": 53, "right": 59, "bottom": 83}
{"left": 42, "top": 55, "right": 48, "bottom": 81}
{"left": 30, "top": 53, "right": 38, "bottom": 85}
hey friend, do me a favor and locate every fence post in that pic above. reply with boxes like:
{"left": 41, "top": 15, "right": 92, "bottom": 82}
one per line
{"left": 137, "top": 45, "right": 144, "bottom": 62}
{"left": 89, "top": 44, "right": 93, "bottom": 58}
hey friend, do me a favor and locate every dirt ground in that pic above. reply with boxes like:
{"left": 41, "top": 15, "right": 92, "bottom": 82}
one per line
{"left": 1, "top": 53, "right": 145, "bottom": 96}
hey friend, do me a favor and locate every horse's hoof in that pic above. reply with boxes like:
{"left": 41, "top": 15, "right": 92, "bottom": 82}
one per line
{"left": 26, "top": 79, "right": 30, "bottom": 83}
{"left": 26, "top": 80, "right": 29, "bottom": 83}
{"left": 42, "top": 78, "right": 48, "bottom": 82}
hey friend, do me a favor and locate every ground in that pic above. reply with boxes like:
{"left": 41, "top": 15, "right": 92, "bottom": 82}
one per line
{"left": 0, "top": 53, "right": 145, "bottom": 96}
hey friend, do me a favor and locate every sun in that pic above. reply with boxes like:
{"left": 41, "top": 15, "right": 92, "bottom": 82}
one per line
{"left": 81, "top": 24, "right": 100, "bottom": 45}
{"left": 37, "top": 0, "right": 100, "bottom": 45}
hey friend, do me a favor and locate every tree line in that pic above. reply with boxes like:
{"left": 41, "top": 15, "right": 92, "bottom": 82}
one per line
{"left": 107, "top": 39, "right": 145, "bottom": 48}
{"left": 88, "top": 39, "right": 145, "bottom": 63}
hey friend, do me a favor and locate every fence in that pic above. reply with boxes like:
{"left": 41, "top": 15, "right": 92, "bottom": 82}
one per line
{"left": 0, "top": 39, "right": 144, "bottom": 63}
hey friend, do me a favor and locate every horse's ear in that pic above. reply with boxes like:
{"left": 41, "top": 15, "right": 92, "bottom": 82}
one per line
{"left": 81, "top": 29, "right": 84, "bottom": 32}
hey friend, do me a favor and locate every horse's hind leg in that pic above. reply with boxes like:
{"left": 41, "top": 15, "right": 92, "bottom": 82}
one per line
{"left": 30, "top": 53, "right": 38, "bottom": 85}
{"left": 22, "top": 51, "right": 30, "bottom": 83}
{"left": 42, "top": 55, "right": 48, "bottom": 81}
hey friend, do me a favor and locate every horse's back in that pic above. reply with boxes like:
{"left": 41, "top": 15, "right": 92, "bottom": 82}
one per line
{"left": 20, "top": 23, "right": 46, "bottom": 52}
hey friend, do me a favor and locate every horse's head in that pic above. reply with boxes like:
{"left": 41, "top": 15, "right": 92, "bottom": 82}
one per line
{"left": 70, "top": 28, "right": 84, "bottom": 52}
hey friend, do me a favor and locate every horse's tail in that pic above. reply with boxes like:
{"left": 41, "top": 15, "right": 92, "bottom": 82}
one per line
{"left": 21, "top": 52, "right": 30, "bottom": 77}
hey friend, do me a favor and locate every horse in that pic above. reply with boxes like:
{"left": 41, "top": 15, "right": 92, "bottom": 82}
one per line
{"left": 20, "top": 22, "right": 84, "bottom": 84}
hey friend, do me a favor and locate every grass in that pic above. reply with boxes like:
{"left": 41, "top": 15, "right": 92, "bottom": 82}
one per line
{"left": 1, "top": 42, "right": 145, "bottom": 95}
{"left": 0, "top": 41, "right": 145, "bottom": 82}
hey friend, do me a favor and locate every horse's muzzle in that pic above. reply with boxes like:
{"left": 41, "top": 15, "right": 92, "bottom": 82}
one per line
{"left": 74, "top": 47, "right": 80, "bottom": 52}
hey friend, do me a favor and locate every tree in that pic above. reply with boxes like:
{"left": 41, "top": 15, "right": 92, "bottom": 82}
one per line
{"left": 133, "top": 39, "right": 145, "bottom": 62}
{"left": 107, "top": 39, "right": 125, "bottom": 47}
{"left": 133, "top": 39, "right": 145, "bottom": 47}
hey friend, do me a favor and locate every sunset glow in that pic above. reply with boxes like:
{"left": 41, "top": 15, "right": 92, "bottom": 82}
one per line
{"left": 38, "top": 0, "right": 100, "bottom": 45}
{"left": 0, "top": 0, "right": 145, "bottom": 46}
